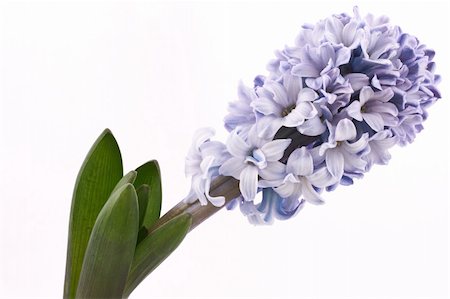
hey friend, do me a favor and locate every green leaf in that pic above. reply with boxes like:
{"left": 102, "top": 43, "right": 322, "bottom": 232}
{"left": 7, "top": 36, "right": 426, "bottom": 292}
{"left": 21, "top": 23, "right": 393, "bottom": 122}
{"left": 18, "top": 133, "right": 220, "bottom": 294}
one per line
{"left": 123, "top": 213, "right": 192, "bottom": 297}
{"left": 112, "top": 170, "right": 137, "bottom": 194}
{"left": 136, "top": 184, "right": 149, "bottom": 228}
{"left": 76, "top": 184, "right": 139, "bottom": 299}
{"left": 64, "top": 129, "right": 123, "bottom": 299}
{"left": 133, "top": 160, "right": 162, "bottom": 229}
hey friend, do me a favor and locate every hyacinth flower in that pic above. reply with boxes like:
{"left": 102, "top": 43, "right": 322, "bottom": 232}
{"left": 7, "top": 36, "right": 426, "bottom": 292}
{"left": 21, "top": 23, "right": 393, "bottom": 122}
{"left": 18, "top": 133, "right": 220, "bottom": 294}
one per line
{"left": 64, "top": 7, "right": 441, "bottom": 298}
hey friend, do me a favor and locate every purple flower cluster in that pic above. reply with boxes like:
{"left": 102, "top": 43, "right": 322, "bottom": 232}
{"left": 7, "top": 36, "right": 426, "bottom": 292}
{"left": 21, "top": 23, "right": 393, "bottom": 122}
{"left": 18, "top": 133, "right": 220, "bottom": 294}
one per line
{"left": 184, "top": 7, "right": 441, "bottom": 224}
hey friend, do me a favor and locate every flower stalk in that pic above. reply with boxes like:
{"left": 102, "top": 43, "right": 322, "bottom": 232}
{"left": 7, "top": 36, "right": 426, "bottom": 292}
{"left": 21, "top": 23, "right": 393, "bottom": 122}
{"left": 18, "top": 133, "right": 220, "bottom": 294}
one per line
{"left": 149, "top": 176, "right": 240, "bottom": 233}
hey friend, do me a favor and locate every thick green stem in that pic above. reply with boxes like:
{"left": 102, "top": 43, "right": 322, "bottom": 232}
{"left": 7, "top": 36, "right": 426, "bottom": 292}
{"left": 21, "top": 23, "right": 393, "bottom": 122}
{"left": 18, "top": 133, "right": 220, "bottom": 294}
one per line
{"left": 148, "top": 176, "right": 240, "bottom": 233}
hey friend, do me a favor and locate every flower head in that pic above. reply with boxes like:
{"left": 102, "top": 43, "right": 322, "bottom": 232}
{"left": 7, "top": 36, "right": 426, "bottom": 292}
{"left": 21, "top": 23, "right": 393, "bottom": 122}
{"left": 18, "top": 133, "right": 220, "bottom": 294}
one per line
{"left": 185, "top": 7, "right": 441, "bottom": 224}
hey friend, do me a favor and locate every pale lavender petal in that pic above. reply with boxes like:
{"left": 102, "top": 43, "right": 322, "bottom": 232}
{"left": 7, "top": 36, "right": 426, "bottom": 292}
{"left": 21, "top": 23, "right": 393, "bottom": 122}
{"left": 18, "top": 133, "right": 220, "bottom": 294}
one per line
{"left": 283, "top": 74, "right": 302, "bottom": 105}
{"left": 345, "top": 73, "right": 369, "bottom": 91}
{"left": 342, "top": 20, "right": 358, "bottom": 47}
{"left": 261, "top": 139, "right": 291, "bottom": 161}
{"left": 256, "top": 116, "right": 283, "bottom": 139}
{"left": 309, "top": 146, "right": 326, "bottom": 165}
{"left": 200, "top": 141, "right": 227, "bottom": 159}
{"left": 297, "top": 101, "right": 317, "bottom": 119}
{"left": 325, "top": 17, "right": 343, "bottom": 44}
{"left": 219, "top": 157, "right": 246, "bottom": 179}
{"left": 297, "top": 88, "right": 319, "bottom": 102}
{"left": 319, "top": 140, "right": 337, "bottom": 156}
{"left": 335, "top": 118, "right": 357, "bottom": 141}
{"left": 362, "top": 112, "right": 384, "bottom": 131}
{"left": 239, "top": 165, "right": 259, "bottom": 201}
{"left": 371, "top": 75, "right": 382, "bottom": 90}
{"left": 185, "top": 157, "right": 201, "bottom": 177}
{"left": 245, "top": 149, "right": 267, "bottom": 169}
{"left": 193, "top": 127, "right": 215, "bottom": 149}
{"left": 238, "top": 80, "right": 256, "bottom": 104}
{"left": 274, "top": 180, "right": 300, "bottom": 199}
{"left": 283, "top": 102, "right": 316, "bottom": 127}
{"left": 366, "top": 130, "right": 398, "bottom": 166}
{"left": 305, "top": 77, "right": 323, "bottom": 90}
{"left": 346, "top": 100, "right": 363, "bottom": 121}
{"left": 326, "top": 149, "right": 344, "bottom": 179}
{"left": 259, "top": 178, "right": 284, "bottom": 188}
{"left": 335, "top": 46, "right": 351, "bottom": 66}
{"left": 308, "top": 167, "right": 336, "bottom": 188}
{"left": 192, "top": 176, "right": 208, "bottom": 206}
{"left": 300, "top": 177, "right": 324, "bottom": 205}
{"left": 359, "top": 86, "right": 374, "bottom": 106}
{"left": 366, "top": 102, "right": 398, "bottom": 116}
{"left": 372, "top": 87, "right": 394, "bottom": 102}
{"left": 226, "top": 131, "right": 250, "bottom": 157}
{"left": 342, "top": 133, "right": 369, "bottom": 154}
{"left": 274, "top": 196, "right": 304, "bottom": 220}
{"left": 206, "top": 193, "right": 226, "bottom": 207}
{"left": 252, "top": 97, "right": 282, "bottom": 116}
{"left": 259, "top": 161, "right": 286, "bottom": 181}
{"left": 204, "top": 179, "right": 226, "bottom": 207}
{"left": 199, "top": 156, "right": 215, "bottom": 178}
{"left": 341, "top": 149, "right": 367, "bottom": 173}
{"left": 286, "top": 147, "right": 313, "bottom": 176}
{"left": 291, "top": 63, "right": 320, "bottom": 77}
{"left": 298, "top": 116, "right": 327, "bottom": 136}
{"left": 265, "top": 81, "right": 290, "bottom": 107}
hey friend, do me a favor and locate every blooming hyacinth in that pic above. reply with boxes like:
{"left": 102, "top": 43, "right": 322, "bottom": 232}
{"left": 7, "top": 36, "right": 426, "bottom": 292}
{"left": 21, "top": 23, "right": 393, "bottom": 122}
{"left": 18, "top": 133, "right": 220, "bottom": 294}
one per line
{"left": 184, "top": 7, "right": 441, "bottom": 224}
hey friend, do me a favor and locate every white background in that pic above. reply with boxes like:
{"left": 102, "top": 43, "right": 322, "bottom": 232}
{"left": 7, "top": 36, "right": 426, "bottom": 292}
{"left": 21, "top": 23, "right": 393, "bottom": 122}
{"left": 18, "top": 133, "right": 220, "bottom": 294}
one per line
{"left": 1, "top": 1, "right": 449, "bottom": 298}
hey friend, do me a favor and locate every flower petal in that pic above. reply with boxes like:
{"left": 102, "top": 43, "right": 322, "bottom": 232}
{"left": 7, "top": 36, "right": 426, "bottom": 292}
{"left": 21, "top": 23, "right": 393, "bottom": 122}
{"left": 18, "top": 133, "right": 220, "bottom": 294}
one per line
{"left": 345, "top": 100, "right": 363, "bottom": 121}
{"left": 259, "top": 178, "right": 284, "bottom": 188}
{"left": 291, "top": 63, "right": 320, "bottom": 78}
{"left": 298, "top": 116, "right": 327, "bottom": 136}
{"left": 238, "top": 81, "right": 256, "bottom": 103}
{"left": 261, "top": 139, "right": 291, "bottom": 161}
{"left": 256, "top": 116, "right": 283, "bottom": 139}
{"left": 283, "top": 102, "right": 316, "bottom": 127}
{"left": 342, "top": 134, "right": 369, "bottom": 154}
{"left": 335, "top": 118, "right": 357, "bottom": 141}
{"left": 219, "top": 157, "right": 246, "bottom": 179}
{"left": 205, "top": 180, "right": 226, "bottom": 207}
{"left": 239, "top": 166, "right": 259, "bottom": 201}
{"left": 286, "top": 147, "right": 313, "bottom": 176}
{"left": 362, "top": 112, "right": 384, "bottom": 132}
{"left": 284, "top": 74, "right": 302, "bottom": 104}
{"left": 192, "top": 176, "right": 208, "bottom": 206}
{"left": 274, "top": 196, "right": 304, "bottom": 220}
{"left": 366, "top": 102, "right": 398, "bottom": 116}
{"left": 274, "top": 180, "right": 300, "bottom": 199}
{"left": 359, "top": 86, "right": 374, "bottom": 106}
{"left": 308, "top": 167, "right": 336, "bottom": 188}
{"left": 251, "top": 97, "right": 282, "bottom": 116}
{"left": 200, "top": 141, "right": 227, "bottom": 160}
{"left": 199, "top": 156, "right": 215, "bottom": 178}
{"left": 326, "top": 149, "right": 344, "bottom": 180}
{"left": 226, "top": 131, "right": 250, "bottom": 157}
{"left": 345, "top": 73, "right": 369, "bottom": 91}
{"left": 372, "top": 88, "right": 394, "bottom": 102}
{"left": 325, "top": 16, "right": 344, "bottom": 44}
{"left": 264, "top": 81, "right": 290, "bottom": 107}
{"left": 342, "top": 20, "right": 358, "bottom": 46}
{"left": 259, "top": 161, "right": 286, "bottom": 181}
{"left": 335, "top": 46, "right": 351, "bottom": 66}
{"left": 193, "top": 127, "right": 215, "bottom": 149}
{"left": 297, "top": 87, "right": 319, "bottom": 102}
{"left": 300, "top": 177, "right": 324, "bottom": 205}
